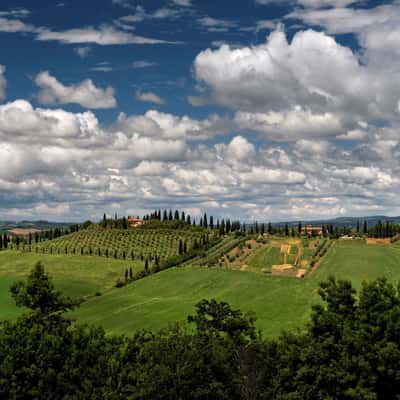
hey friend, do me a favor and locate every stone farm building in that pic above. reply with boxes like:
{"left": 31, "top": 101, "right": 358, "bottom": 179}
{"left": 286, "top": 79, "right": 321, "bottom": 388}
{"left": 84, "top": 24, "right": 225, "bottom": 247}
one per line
{"left": 301, "top": 225, "right": 324, "bottom": 236}
{"left": 128, "top": 217, "right": 144, "bottom": 228}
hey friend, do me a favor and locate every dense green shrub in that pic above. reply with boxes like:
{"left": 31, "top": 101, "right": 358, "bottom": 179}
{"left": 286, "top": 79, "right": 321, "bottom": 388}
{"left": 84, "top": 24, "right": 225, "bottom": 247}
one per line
{"left": 2, "top": 264, "right": 400, "bottom": 399}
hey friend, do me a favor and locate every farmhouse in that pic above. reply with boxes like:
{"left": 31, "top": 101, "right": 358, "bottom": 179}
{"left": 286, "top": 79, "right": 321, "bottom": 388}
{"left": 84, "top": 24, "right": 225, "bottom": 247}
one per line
{"left": 128, "top": 217, "right": 144, "bottom": 228}
{"left": 301, "top": 225, "right": 323, "bottom": 236}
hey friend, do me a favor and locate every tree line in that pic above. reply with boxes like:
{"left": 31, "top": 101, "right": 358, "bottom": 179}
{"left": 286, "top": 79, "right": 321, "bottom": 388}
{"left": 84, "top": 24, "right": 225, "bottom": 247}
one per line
{"left": 2, "top": 263, "right": 400, "bottom": 399}
{"left": 0, "top": 224, "right": 83, "bottom": 250}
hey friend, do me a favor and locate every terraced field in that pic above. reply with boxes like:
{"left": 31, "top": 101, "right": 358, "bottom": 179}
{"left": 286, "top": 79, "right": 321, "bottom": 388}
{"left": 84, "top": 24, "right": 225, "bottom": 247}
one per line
{"left": 247, "top": 246, "right": 281, "bottom": 269}
{"left": 21, "top": 228, "right": 208, "bottom": 262}
{"left": 218, "top": 237, "right": 325, "bottom": 275}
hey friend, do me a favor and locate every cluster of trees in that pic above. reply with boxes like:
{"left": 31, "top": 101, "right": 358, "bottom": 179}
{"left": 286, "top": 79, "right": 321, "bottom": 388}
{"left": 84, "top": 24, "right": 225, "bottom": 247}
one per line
{"left": 0, "top": 233, "right": 10, "bottom": 249}
{"left": 322, "top": 220, "right": 400, "bottom": 239}
{"left": 363, "top": 220, "right": 400, "bottom": 238}
{"left": 143, "top": 209, "right": 242, "bottom": 235}
{"left": 101, "top": 213, "right": 129, "bottom": 229}
{"left": 2, "top": 264, "right": 400, "bottom": 399}
{"left": 0, "top": 223, "right": 90, "bottom": 250}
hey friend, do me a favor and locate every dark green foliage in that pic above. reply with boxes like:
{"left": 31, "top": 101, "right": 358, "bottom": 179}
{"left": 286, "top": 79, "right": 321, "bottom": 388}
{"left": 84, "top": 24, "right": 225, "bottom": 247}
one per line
{"left": 10, "top": 262, "right": 77, "bottom": 315}
{"left": 3, "top": 266, "right": 400, "bottom": 399}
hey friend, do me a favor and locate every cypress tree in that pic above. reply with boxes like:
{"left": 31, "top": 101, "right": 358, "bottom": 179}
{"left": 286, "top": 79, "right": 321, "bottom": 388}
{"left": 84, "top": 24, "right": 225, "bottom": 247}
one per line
{"left": 363, "top": 220, "right": 368, "bottom": 235}
{"left": 178, "top": 239, "right": 183, "bottom": 255}
{"left": 210, "top": 216, "right": 214, "bottom": 230}
{"left": 102, "top": 213, "right": 107, "bottom": 228}
{"left": 220, "top": 219, "right": 225, "bottom": 236}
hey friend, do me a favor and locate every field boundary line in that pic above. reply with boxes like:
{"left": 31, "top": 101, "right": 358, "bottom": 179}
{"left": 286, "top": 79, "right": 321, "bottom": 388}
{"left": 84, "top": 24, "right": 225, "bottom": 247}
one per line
{"left": 308, "top": 240, "right": 336, "bottom": 278}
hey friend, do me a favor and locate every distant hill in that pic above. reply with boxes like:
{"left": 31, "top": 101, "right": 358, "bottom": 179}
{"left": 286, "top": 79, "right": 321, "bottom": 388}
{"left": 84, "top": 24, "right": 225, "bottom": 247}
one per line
{"left": 0, "top": 220, "right": 73, "bottom": 233}
{"left": 276, "top": 216, "right": 400, "bottom": 229}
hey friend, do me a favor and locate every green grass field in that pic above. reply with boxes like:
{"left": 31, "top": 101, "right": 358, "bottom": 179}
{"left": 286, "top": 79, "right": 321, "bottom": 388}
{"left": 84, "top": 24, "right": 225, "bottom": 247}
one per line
{"left": 313, "top": 240, "right": 400, "bottom": 288}
{"left": 2, "top": 239, "right": 400, "bottom": 338}
{"left": 0, "top": 251, "right": 142, "bottom": 319}
{"left": 247, "top": 246, "right": 281, "bottom": 270}
{"left": 71, "top": 267, "right": 315, "bottom": 337}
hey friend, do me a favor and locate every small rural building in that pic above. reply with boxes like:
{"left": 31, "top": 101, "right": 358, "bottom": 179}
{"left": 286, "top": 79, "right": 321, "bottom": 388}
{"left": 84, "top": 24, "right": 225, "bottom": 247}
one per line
{"left": 128, "top": 217, "right": 144, "bottom": 228}
{"left": 301, "top": 225, "right": 323, "bottom": 236}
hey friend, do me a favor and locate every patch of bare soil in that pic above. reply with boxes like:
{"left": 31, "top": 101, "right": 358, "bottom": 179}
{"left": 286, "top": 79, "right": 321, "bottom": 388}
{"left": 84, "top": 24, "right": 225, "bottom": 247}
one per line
{"left": 366, "top": 238, "right": 391, "bottom": 245}
{"left": 8, "top": 228, "right": 41, "bottom": 236}
{"left": 272, "top": 264, "right": 294, "bottom": 276}
{"left": 296, "top": 269, "right": 307, "bottom": 279}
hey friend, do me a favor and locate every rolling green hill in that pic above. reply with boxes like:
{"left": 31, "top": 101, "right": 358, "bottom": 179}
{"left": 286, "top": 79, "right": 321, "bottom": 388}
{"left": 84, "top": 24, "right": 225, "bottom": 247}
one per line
{"left": 1, "top": 239, "right": 400, "bottom": 338}
{"left": 71, "top": 240, "right": 400, "bottom": 337}
{"left": 0, "top": 251, "right": 142, "bottom": 320}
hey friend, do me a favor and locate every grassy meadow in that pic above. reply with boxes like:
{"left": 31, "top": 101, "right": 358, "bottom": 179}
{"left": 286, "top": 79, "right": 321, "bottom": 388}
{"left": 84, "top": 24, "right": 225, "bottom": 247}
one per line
{"left": 0, "top": 251, "right": 142, "bottom": 319}
{"left": 1, "top": 239, "right": 400, "bottom": 338}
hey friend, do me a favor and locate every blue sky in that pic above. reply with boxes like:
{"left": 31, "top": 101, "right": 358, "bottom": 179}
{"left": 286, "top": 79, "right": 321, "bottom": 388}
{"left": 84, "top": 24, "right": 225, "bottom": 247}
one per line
{"left": 0, "top": 0, "right": 399, "bottom": 222}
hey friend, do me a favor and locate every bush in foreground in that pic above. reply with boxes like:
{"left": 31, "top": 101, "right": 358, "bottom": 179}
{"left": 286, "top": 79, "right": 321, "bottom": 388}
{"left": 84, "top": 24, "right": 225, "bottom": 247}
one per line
{"left": 1, "top": 263, "right": 400, "bottom": 399}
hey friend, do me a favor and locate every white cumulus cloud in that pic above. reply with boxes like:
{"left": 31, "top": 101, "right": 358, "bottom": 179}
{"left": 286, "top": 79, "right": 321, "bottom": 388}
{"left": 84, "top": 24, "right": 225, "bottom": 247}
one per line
{"left": 135, "top": 90, "right": 165, "bottom": 105}
{"left": 35, "top": 71, "right": 117, "bottom": 109}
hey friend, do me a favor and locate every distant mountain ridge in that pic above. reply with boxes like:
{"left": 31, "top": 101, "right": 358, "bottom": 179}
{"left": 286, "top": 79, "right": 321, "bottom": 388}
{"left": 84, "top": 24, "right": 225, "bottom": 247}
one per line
{"left": 0, "top": 220, "right": 73, "bottom": 233}
{"left": 2, "top": 216, "right": 400, "bottom": 232}
{"left": 277, "top": 216, "right": 400, "bottom": 229}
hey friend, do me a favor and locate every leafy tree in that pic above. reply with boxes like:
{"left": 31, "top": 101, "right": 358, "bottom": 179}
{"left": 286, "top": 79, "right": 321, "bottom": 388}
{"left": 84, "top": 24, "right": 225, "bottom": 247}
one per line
{"left": 10, "top": 262, "right": 77, "bottom": 315}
